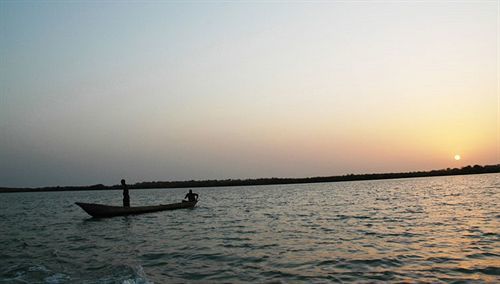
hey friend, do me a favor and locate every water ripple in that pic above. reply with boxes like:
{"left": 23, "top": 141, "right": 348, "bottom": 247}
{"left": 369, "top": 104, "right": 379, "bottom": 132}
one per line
{"left": 1, "top": 174, "right": 499, "bottom": 283}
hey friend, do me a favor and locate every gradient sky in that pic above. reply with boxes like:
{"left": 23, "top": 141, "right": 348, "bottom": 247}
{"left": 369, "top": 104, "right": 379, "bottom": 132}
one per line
{"left": 1, "top": 1, "right": 498, "bottom": 187}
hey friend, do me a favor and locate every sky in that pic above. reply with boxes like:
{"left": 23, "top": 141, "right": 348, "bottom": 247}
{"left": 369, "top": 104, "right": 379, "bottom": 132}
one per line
{"left": 1, "top": 1, "right": 498, "bottom": 187}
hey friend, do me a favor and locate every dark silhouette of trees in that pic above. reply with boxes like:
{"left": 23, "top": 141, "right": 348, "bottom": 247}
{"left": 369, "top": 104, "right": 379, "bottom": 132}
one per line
{"left": 1, "top": 164, "right": 498, "bottom": 193}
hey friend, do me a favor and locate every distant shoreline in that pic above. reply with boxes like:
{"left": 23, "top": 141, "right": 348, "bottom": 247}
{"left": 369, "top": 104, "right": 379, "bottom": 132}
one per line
{"left": 1, "top": 164, "right": 498, "bottom": 193}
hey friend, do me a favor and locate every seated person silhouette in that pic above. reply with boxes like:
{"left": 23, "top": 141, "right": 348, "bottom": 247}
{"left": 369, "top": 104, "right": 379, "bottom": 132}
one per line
{"left": 184, "top": 190, "right": 198, "bottom": 202}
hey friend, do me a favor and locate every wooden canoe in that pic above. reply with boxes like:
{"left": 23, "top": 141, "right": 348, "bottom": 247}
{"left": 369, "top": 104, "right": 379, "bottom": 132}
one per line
{"left": 75, "top": 201, "right": 197, "bottom": 218}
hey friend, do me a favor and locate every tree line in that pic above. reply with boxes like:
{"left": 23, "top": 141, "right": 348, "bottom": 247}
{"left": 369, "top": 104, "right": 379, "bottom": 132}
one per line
{"left": 1, "top": 164, "right": 498, "bottom": 193}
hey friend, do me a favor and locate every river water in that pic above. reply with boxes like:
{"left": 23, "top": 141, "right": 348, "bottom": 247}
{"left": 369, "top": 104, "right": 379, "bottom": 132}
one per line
{"left": 1, "top": 173, "right": 499, "bottom": 283}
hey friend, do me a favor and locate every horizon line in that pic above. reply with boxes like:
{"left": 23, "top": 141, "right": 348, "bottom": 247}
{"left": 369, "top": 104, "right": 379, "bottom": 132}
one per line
{"left": 1, "top": 163, "right": 499, "bottom": 192}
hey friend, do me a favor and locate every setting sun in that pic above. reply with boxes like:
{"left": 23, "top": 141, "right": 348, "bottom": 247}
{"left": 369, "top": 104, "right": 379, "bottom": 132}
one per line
{"left": 454, "top": 154, "right": 461, "bottom": 161}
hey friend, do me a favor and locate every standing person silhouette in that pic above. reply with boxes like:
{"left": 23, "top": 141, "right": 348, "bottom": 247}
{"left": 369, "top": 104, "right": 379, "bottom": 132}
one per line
{"left": 121, "top": 179, "right": 130, "bottom": 207}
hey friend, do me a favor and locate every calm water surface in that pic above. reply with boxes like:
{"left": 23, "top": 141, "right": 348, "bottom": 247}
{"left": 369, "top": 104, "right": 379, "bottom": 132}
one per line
{"left": 1, "top": 174, "right": 499, "bottom": 283}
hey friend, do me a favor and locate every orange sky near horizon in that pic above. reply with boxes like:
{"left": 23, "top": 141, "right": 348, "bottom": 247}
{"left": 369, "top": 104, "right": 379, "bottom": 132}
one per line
{"left": 0, "top": 2, "right": 498, "bottom": 187}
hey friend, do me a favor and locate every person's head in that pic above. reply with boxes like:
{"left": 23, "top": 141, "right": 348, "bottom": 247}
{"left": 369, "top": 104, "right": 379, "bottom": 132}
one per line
{"left": 189, "top": 190, "right": 192, "bottom": 193}
{"left": 121, "top": 179, "right": 126, "bottom": 186}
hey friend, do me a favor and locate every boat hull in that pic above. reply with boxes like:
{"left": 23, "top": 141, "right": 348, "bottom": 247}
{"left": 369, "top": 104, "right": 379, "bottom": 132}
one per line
{"left": 75, "top": 201, "right": 197, "bottom": 218}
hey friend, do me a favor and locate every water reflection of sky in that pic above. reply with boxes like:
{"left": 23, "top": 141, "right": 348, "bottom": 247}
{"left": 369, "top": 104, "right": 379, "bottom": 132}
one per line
{"left": 0, "top": 174, "right": 499, "bottom": 282}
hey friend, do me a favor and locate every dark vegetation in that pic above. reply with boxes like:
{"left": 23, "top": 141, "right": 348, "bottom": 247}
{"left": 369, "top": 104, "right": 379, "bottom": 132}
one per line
{"left": 1, "top": 164, "right": 498, "bottom": 193}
